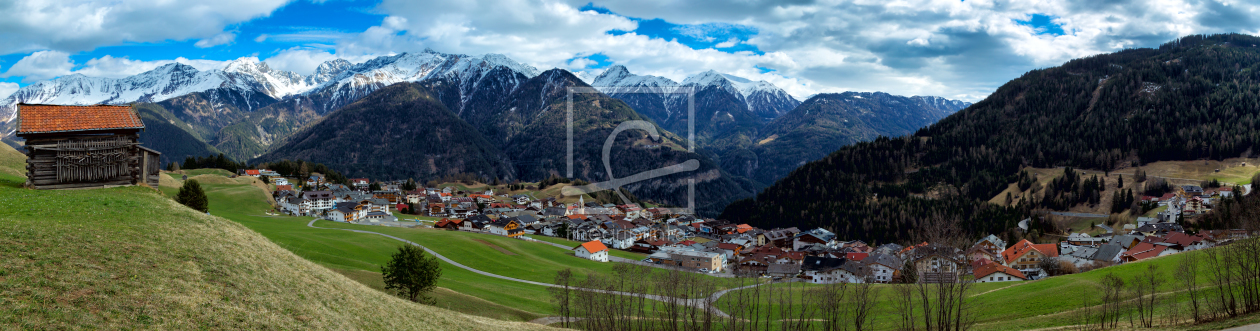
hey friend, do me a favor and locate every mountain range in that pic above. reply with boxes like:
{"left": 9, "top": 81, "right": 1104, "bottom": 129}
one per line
{"left": 0, "top": 49, "right": 969, "bottom": 214}
{"left": 721, "top": 33, "right": 1260, "bottom": 242}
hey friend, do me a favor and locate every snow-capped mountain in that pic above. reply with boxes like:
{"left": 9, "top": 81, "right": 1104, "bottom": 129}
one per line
{"left": 0, "top": 50, "right": 541, "bottom": 141}
{"left": 591, "top": 66, "right": 801, "bottom": 123}
{"left": 300, "top": 50, "right": 540, "bottom": 114}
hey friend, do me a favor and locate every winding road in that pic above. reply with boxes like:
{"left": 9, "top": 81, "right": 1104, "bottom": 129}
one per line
{"left": 305, "top": 219, "right": 772, "bottom": 318}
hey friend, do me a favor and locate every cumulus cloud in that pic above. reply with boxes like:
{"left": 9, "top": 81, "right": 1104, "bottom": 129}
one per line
{"left": 0, "top": 0, "right": 289, "bottom": 54}
{"left": 195, "top": 32, "right": 237, "bottom": 48}
{"left": 0, "top": 50, "right": 74, "bottom": 82}
{"left": 0, "top": 82, "right": 19, "bottom": 100}
{"left": 263, "top": 48, "right": 350, "bottom": 75}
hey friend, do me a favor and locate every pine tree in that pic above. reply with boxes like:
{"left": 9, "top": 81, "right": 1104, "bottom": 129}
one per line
{"left": 176, "top": 180, "right": 209, "bottom": 213}
{"left": 1117, "top": 175, "right": 1124, "bottom": 189}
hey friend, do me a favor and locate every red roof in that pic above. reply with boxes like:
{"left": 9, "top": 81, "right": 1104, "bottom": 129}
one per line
{"left": 974, "top": 262, "right": 1026, "bottom": 280}
{"left": 846, "top": 252, "right": 869, "bottom": 261}
{"left": 1002, "top": 239, "right": 1059, "bottom": 262}
{"left": 717, "top": 243, "right": 742, "bottom": 251}
{"left": 276, "top": 185, "right": 292, "bottom": 191}
{"left": 17, "top": 104, "right": 145, "bottom": 134}
{"left": 1122, "top": 242, "right": 1171, "bottom": 261}
{"left": 245, "top": 170, "right": 260, "bottom": 175}
{"left": 677, "top": 240, "right": 698, "bottom": 246}
{"left": 1160, "top": 193, "right": 1176, "bottom": 200}
{"left": 576, "top": 240, "right": 609, "bottom": 254}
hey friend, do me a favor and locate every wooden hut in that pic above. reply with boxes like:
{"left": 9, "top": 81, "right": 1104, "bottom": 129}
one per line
{"left": 15, "top": 104, "right": 161, "bottom": 189}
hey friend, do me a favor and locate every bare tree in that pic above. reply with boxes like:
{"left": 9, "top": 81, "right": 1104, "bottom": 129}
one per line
{"left": 1176, "top": 256, "right": 1203, "bottom": 323}
{"left": 892, "top": 284, "right": 917, "bottom": 331}
{"left": 817, "top": 281, "right": 849, "bottom": 331}
{"left": 1097, "top": 273, "right": 1125, "bottom": 329}
{"left": 550, "top": 268, "right": 574, "bottom": 328}
{"left": 850, "top": 279, "right": 881, "bottom": 331}
{"left": 1130, "top": 264, "right": 1164, "bottom": 328}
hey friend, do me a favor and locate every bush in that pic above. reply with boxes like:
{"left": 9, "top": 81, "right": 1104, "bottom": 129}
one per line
{"left": 176, "top": 180, "right": 209, "bottom": 213}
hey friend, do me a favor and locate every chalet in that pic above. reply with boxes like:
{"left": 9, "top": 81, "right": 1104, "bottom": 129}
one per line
{"left": 803, "top": 256, "right": 866, "bottom": 284}
{"left": 1135, "top": 223, "right": 1184, "bottom": 236}
{"left": 1066, "top": 233, "right": 1107, "bottom": 247}
{"left": 1003, "top": 239, "right": 1059, "bottom": 277}
{"left": 969, "top": 235, "right": 1006, "bottom": 264}
{"left": 16, "top": 104, "right": 162, "bottom": 189}
{"left": 865, "top": 253, "right": 903, "bottom": 283}
{"left": 574, "top": 240, "right": 610, "bottom": 262}
{"left": 794, "top": 228, "right": 837, "bottom": 251}
{"left": 911, "top": 245, "right": 964, "bottom": 282}
{"left": 766, "top": 263, "right": 801, "bottom": 278}
{"left": 350, "top": 178, "right": 369, "bottom": 189}
{"left": 276, "top": 184, "right": 293, "bottom": 191}
{"left": 427, "top": 199, "right": 447, "bottom": 216}
{"left": 1219, "top": 187, "right": 1235, "bottom": 198}
{"left": 433, "top": 218, "right": 462, "bottom": 230}
{"left": 271, "top": 177, "right": 289, "bottom": 186}
{"left": 512, "top": 194, "right": 531, "bottom": 205}
{"left": 306, "top": 174, "right": 325, "bottom": 188}
{"left": 489, "top": 218, "right": 524, "bottom": 238}
{"left": 659, "top": 247, "right": 724, "bottom": 272}
{"left": 327, "top": 202, "right": 363, "bottom": 223}
{"left": 363, "top": 211, "right": 396, "bottom": 222}
{"left": 1121, "top": 242, "right": 1177, "bottom": 262}
{"left": 244, "top": 169, "right": 261, "bottom": 177}
{"left": 974, "top": 262, "right": 1026, "bottom": 283}
{"left": 1181, "top": 185, "right": 1205, "bottom": 197}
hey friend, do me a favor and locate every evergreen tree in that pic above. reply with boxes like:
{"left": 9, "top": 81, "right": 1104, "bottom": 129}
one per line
{"left": 176, "top": 180, "right": 209, "bottom": 213}
{"left": 382, "top": 245, "right": 441, "bottom": 304}
{"left": 369, "top": 182, "right": 382, "bottom": 191}
{"left": 1118, "top": 175, "right": 1124, "bottom": 189}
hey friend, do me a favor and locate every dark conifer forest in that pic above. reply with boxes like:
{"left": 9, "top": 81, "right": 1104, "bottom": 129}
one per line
{"left": 722, "top": 34, "right": 1260, "bottom": 244}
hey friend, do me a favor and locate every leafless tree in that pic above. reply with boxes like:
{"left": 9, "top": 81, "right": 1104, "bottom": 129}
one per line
{"left": 817, "top": 281, "right": 849, "bottom": 331}
{"left": 1176, "top": 256, "right": 1203, "bottom": 323}
{"left": 550, "top": 268, "right": 574, "bottom": 327}
{"left": 1129, "top": 264, "right": 1164, "bottom": 328}
{"left": 892, "top": 284, "right": 917, "bottom": 331}
{"left": 1094, "top": 273, "right": 1125, "bottom": 329}
{"left": 850, "top": 278, "right": 881, "bottom": 331}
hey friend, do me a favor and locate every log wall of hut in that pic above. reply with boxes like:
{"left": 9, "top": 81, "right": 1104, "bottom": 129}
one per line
{"left": 21, "top": 131, "right": 154, "bottom": 190}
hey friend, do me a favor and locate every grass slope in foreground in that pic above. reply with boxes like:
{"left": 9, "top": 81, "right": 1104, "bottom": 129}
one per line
{"left": 0, "top": 144, "right": 555, "bottom": 330}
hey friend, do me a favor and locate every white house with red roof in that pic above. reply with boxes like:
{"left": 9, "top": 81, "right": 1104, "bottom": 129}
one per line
{"left": 574, "top": 240, "right": 609, "bottom": 262}
{"left": 974, "top": 261, "right": 1026, "bottom": 283}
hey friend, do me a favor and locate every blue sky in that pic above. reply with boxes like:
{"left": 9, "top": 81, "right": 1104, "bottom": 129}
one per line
{"left": 2, "top": 0, "right": 1258, "bottom": 102}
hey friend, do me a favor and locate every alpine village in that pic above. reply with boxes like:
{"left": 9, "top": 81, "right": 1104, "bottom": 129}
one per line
{"left": 6, "top": 3, "right": 1260, "bottom": 330}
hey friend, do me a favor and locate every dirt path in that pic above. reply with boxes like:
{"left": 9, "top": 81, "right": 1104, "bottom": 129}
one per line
{"left": 472, "top": 238, "right": 517, "bottom": 255}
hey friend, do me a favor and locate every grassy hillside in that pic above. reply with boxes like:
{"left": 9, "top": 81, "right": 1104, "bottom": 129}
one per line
{"left": 0, "top": 155, "right": 556, "bottom": 329}
{"left": 714, "top": 248, "right": 1240, "bottom": 330}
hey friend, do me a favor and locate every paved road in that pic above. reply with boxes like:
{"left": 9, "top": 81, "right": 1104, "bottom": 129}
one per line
{"left": 305, "top": 219, "right": 766, "bottom": 318}
{"left": 1222, "top": 323, "right": 1260, "bottom": 331}
{"left": 530, "top": 238, "right": 734, "bottom": 278}
{"left": 1049, "top": 211, "right": 1109, "bottom": 218}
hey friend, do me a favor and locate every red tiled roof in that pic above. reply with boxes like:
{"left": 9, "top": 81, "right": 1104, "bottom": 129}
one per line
{"left": 577, "top": 240, "right": 608, "bottom": 254}
{"left": 975, "top": 262, "right": 1026, "bottom": 280}
{"left": 276, "top": 185, "right": 292, "bottom": 191}
{"left": 1002, "top": 239, "right": 1059, "bottom": 262}
{"left": 17, "top": 104, "right": 144, "bottom": 134}
{"left": 717, "top": 243, "right": 742, "bottom": 251}
{"left": 846, "top": 252, "right": 869, "bottom": 261}
{"left": 1122, "top": 242, "right": 1170, "bottom": 261}
{"left": 245, "top": 170, "right": 260, "bottom": 175}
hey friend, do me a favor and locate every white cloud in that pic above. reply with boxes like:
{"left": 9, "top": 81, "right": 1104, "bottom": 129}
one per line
{"left": 263, "top": 48, "right": 356, "bottom": 75}
{"left": 0, "top": 82, "right": 19, "bottom": 100}
{"left": 0, "top": 0, "right": 289, "bottom": 55}
{"left": 255, "top": 34, "right": 269, "bottom": 42}
{"left": 194, "top": 32, "right": 237, "bottom": 48}
{"left": 0, "top": 50, "right": 74, "bottom": 82}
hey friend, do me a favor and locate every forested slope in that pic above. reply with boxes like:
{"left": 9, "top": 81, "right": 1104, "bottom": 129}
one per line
{"left": 722, "top": 34, "right": 1260, "bottom": 244}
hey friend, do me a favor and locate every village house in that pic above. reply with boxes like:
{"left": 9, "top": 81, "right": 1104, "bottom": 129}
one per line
{"left": 794, "top": 228, "right": 837, "bottom": 251}
{"left": 300, "top": 191, "right": 336, "bottom": 214}
{"left": 974, "top": 262, "right": 1026, "bottom": 283}
{"left": 911, "top": 245, "right": 964, "bottom": 283}
{"left": 574, "top": 240, "right": 610, "bottom": 262}
{"left": 488, "top": 218, "right": 524, "bottom": 238}
{"left": 350, "top": 178, "right": 369, "bottom": 189}
{"left": 1066, "top": 233, "right": 1107, "bottom": 247}
{"left": 657, "top": 247, "right": 724, "bottom": 272}
{"left": 1003, "top": 239, "right": 1059, "bottom": 278}
{"left": 968, "top": 234, "right": 1007, "bottom": 264}
{"left": 864, "top": 253, "right": 903, "bottom": 283}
